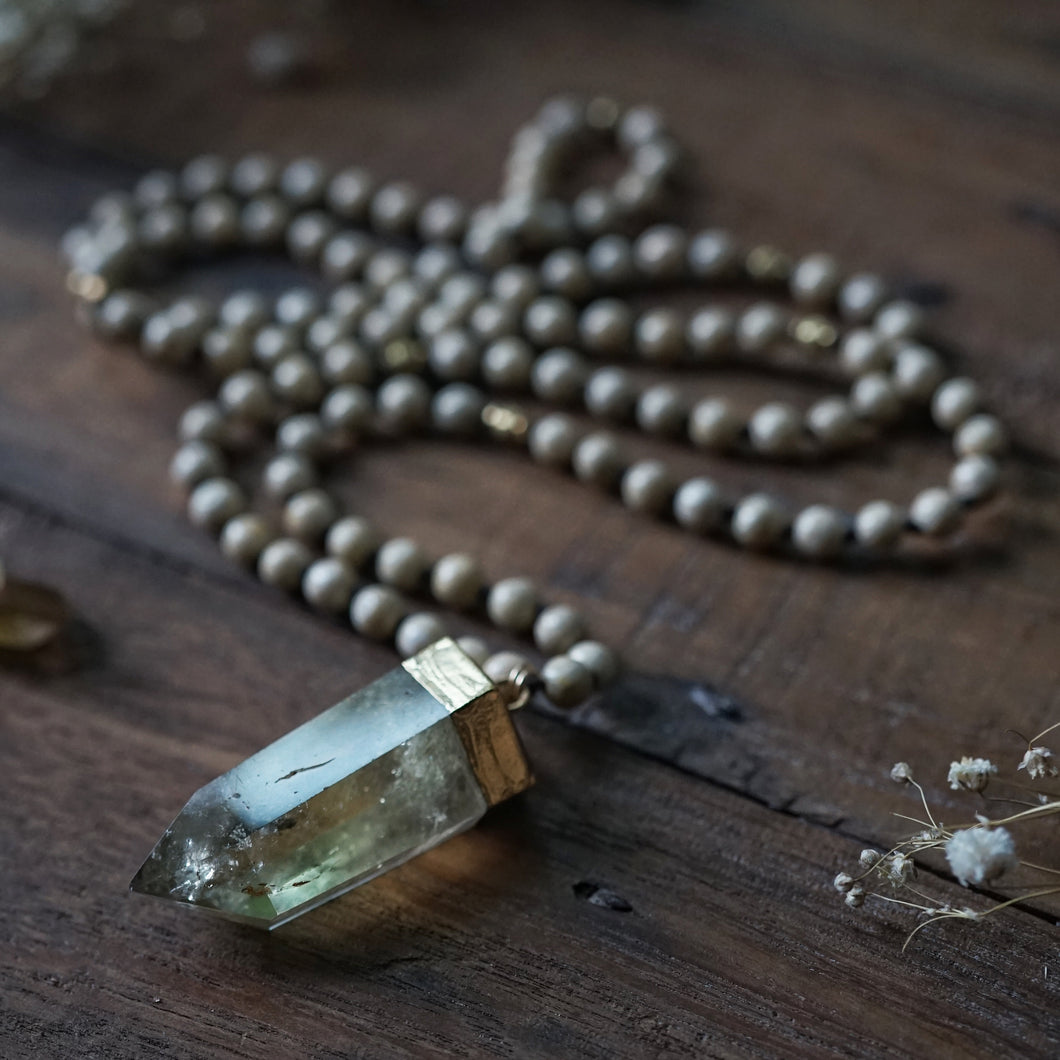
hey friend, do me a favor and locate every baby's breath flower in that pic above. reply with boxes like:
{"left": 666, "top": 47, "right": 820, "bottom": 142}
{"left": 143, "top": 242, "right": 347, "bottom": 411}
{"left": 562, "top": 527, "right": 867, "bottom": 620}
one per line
{"left": 947, "top": 756, "right": 997, "bottom": 793}
{"left": 886, "top": 852, "right": 916, "bottom": 885}
{"left": 833, "top": 872, "right": 854, "bottom": 893}
{"left": 1018, "top": 746, "right": 1058, "bottom": 781}
{"left": 945, "top": 825, "right": 1018, "bottom": 887}
{"left": 890, "top": 762, "right": 913, "bottom": 784}
{"left": 845, "top": 885, "right": 865, "bottom": 909}
{"left": 859, "top": 848, "right": 880, "bottom": 869}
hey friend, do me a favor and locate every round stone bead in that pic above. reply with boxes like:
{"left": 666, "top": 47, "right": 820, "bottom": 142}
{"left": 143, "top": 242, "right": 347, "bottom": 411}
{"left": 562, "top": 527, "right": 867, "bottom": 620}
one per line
{"left": 853, "top": 500, "right": 906, "bottom": 549}
{"left": 413, "top": 244, "right": 461, "bottom": 286}
{"left": 467, "top": 300, "right": 516, "bottom": 343}
{"left": 220, "top": 513, "right": 273, "bottom": 566}
{"left": 533, "top": 604, "right": 585, "bottom": 654}
{"left": 531, "top": 348, "right": 587, "bottom": 404}
{"left": 790, "top": 253, "right": 841, "bottom": 306}
{"left": 258, "top": 537, "right": 313, "bottom": 591}
{"left": 326, "top": 516, "right": 379, "bottom": 569}
{"left": 635, "top": 384, "right": 685, "bottom": 435}
{"left": 187, "top": 478, "right": 245, "bottom": 532}
{"left": 540, "top": 248, "right": 592, "bottom": 300}
{"left": 686, "top": 307, "right": 734, "bottom": 360}
{"left": 568, "top": 640, "right": 620, "bottom": 688}
{"left": 572, "top": 188, "right": 619, "bottom": 238}
{"left": 418, "top": 196, "right": 468, "bottom": 243}
{"left": 231, "top": 153, "right": 279, "bottom": 197}
{"left": 220, "top": 370, "right": 274, "bottom": 423}
{"left": 633, "top": 224, "right": 688, "bottom": 279}
{"left": 220, "top": 290, "right": 271, "bottom": 331}
{"left": 736, "top": 304, "right": 786, "bottom": 354}
{"left": 252, "top": 325, "right": 299, "bottom": 370}
{"left": 350, "top": 584, "right": 406, "bottom": 640}
{"left": 541, "top": 655, "right": 593, "bottom": 709}
{"left": 892, "top": 343, "right": 945, "bottom": 402}
{"left": 283, "top": 488, "right": 338, "bottom": 542}
{"left": 241, "top": 196, "right": 289, "bottom": 245}
{"left": 483, "top": 650, "right": 531, "bottom": 686}
{"left": 634, "top": 308, "right": 685, "bottom": 362}
{"left": 851, "top": 372, "right": 902, "bottom": 423}
{"left": 524, "top": 296, "right": 577, "bottom": 346}
{"left": 687, "top": 229, "right": 738, "bottom": 279}
{"left": 455, "top": 636, "right": 490, "bottom": 668}
{"left": 528, "top": 413, "right": 580, "bottom": 467}
{"left": 263, "top": 453, "right": 317, "bottom": 501}
{"left": 572, "top": 432, "right": 624, "bottom": 487}
{"left": 271, "top": 354, "right": 324, "bottom": 407}
{"left": 953, "top": 413, "right": 1006, "bottom": 457}
{"left": 490, "top": 265, "right": 540, "bottom": 309}
{"left": 931, "top": 377, "right": 981, "bottom": 431}
{"left": 201, "top": 327, "right": 252, "bottom": 377}
{"left": 806, "top": 397, "right": 858, "bottom": 449}
{"left": 181, "top": 154, "right": 228, "bottom": 199}
{"left": 584, "top": 367, "right": 636, "bottom": 420}
{"left": 179, "top": 401, "right": 228, "bottom": 445}
{"left": 287, "top": 210, "right": 337, "bottom": 264}
{"left": 429, "top": 330, "right": 480, "bottom": 381}
{"left": 620, "top": 460, "right": 672, "bottom": 514}
{"left": 731, "top": 493, "right": 788, "bottom": 549}
{"left": 189, "top": 195, "right": 240, "bottom": 246}
{"left": 748, "top": 402, "right": 802, "bottom": 457}
{"left": 875, "top": 300, "right": 925, "bottom": 342}
{"left": 839, "top": 328, "right": 889, "bottom": 377}
{"left": 92, "top": 290, "right": 155, "bottom": 341}
{"left": 327, "top": 167, "right": 374, "bottom": 220}
{"left": 909, "top": 487, "right": 961, "bottom": 535}
{"left": 792, "top": 505, "right": 848, "bottom": 559}
{"left": 376, "top": 374, "right": 431, "bottom": 432}
{"left": 486, "top": 577, "right": 537, "bottom": 633}
{"left": 585, "top": 234, "right": 635, "bottom": 285}
{"left": 431, "top": 382, "right": 486, "bottom": 436}
{"left": 375, "top": 537, "right": 429, "bottom": 592}
{"left": 370, "top": 181, "right": 422, "bottom": 233}
{"left": 673, "top": 477, "right": 725, "bottom": 533}
{"left": 321, "top": 384, "right": 373, "bottom": 434}
{"left": 430, "top": 553, "right": 483, "bottom": 610}
{"left": 688, "top": 397, "right": 743, "bottom": 450}
{"left": 579, "top": 299, "right": 633, "bottom": 356}
{"left": 482, "top": 337, "right": 534, "bottom": 391}
{"left": 275, "top": 287, "right": 323, "bottom": 329}
{"left": 395, "top": 612, "right": 448, "bottom": 657}
{"left": 950, "top": 454, "right": 1000, "bottom": 501}
{"left": 169, "top": 440, "right": 225, "bottom": 490}
{"left": 276, "top": 413, "right": 326, "bottom": 457}
{"left": 838, "top": 273, "right": 887, "bottom": 322}
{"left": 302, "top": 557, "right": 356, "bottom": 613}
{"left": 279, "top": 158, "right": 328, "bottom": 207}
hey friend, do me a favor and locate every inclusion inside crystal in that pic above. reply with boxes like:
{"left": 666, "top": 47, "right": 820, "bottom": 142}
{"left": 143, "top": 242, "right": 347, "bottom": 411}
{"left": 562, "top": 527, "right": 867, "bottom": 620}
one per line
{"left": 131, "top": 666, "right": 488, "bottom": 928}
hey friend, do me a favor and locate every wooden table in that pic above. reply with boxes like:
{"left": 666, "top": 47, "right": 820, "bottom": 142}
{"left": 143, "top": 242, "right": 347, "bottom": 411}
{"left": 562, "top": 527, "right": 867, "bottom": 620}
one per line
{"left": 2, "top": 2, "right": 1059, "bottom": 1055}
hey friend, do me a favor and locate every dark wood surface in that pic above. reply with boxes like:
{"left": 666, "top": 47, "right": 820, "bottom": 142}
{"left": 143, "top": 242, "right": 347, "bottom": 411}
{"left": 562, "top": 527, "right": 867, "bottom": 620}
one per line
{"left": 2, "top": 2, "right": 1059, "bottom": 1056}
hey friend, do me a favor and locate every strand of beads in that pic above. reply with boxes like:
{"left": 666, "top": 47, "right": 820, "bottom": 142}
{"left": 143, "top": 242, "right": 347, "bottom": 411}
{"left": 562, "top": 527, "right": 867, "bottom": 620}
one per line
{"left": 65, "top": 95, "right": 1007, "bottom": 709}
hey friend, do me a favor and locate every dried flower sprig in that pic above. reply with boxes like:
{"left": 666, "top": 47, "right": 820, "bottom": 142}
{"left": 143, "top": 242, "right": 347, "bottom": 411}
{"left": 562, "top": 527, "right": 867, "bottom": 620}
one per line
{"left": 835, "top": 724, "right": 1060, "bottom": 949}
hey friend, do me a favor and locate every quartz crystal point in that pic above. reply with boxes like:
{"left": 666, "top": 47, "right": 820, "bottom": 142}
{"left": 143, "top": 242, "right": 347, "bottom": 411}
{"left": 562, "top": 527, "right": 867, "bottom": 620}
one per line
{"left": 130, "top": 639, "right": 533, "bottom": 928}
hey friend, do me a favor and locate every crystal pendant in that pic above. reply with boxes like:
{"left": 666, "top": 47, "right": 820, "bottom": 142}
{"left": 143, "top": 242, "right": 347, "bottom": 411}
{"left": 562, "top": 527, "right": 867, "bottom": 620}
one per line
{"left": 130, "top": 639, "right": 533, "bottom": 928}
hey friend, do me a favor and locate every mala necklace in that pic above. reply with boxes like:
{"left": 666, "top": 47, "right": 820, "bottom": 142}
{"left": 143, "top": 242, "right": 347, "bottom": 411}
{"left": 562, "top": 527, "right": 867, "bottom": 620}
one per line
{"left": 63, "top": 96, "right": 1007, "bottom": 928}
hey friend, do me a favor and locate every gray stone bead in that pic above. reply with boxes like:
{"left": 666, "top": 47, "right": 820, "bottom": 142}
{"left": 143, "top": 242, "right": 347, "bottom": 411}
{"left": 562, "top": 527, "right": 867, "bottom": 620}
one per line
{"left": 851, "top": 372, "right": 902, "bottom": 423}
{"left": 429, "top": 330, "right": 480, "bottom": 381}
{"left": 731, "top": 493, "right": 789, "bottom": 549}
{"left": 673, "top": 477, "right": 725, "bottom": 533}
{"left": 528, "top": 413, "right": 580, "bottom": 467}
{"left": 490, "top": 265, "right": 541, "bottom": 309}
{"left": 283, "top": 488, "right": 338, "bottom": 541}
{"left": 950, "top": 454, "right": 1000, "bottom": 502}
{"left": 258, "top": 537, "right": 313, "bottom": 591}
{"left": 219, "top": 290, "right": 271, "bottom": 331}
{"left": 735, "top": 303, "right": 786, "bottom": 354}
{"left": 578, "top": 299, "right": 633, "bottom": 356}
{"left": 417, "top": 196, "right": 468, "bottom": 244}
{"left": 413, "top": 244, "right": 462, "bottom": 287}
{"left": 220, "top": 370, "right": 274, "bottom": 423}
{"left": 875, "top": 300, "right": 925, "bottom": 342}
{"left": 634, "top": 308, "right": 685, "bottom": 362}
{"left": 169, "top": 440, "right": 226, "bottom": 490}
{"left": 839, "top": 328, "right": 889, "bottom": 377}
{"left": 271, "top": 354, "right": 324, "bottom": 408}
{"left": 376, "top": 374, "right": 431, "bottom": 432}
{"left": 533, "top": 604, "right": 586, "bottom": 654}
{"left": 252, "top": 325, "right": 300, "bottom": 369}
{"left": 482, "top": 337, "right": 534, "bottom": 391}
{"left": 370, "top": 181, "right": 422, "bottom": 233}
{"left": 302, "top": 557, "right": 356, "bottom": 613}
{"left": 540, "top": 248, "right": 592, "bottom": 300}
{"left": 305, "top": 315, "right": 351, "bottom": 354}
{"left": 909, "top": 487, "right": 960, "bottom": 535}
{"left": 189, "top": 195, "right": 240, "bottom": 246}
{"left": 687, "top": 230, "right": 738, "bottom": 279}
{"left": 455, "top": 635, "right": 490, "bottom": 668}
{"left": 469, "top": 300, "right": 518, "bottom": 344}
{"left": 568, "top": 640, "right": 619, "bottom": 688}
{"left": 838, "top": 273, "right": 888, "bottom": 322}
{"left": 320, "top": 232, "right": 372, "bottom": 281}
{"left": 179, "top": 400, "right": 228, "bottom": 444}
{"left": 376, "top": 537, "right": 430, "bottom": 591}
{"left": 524, "top": 296, "right": 577, "bottom": 346}
{"left": 486, "top": 577, "right": 538, "bottom": 633}
{"left": 365, "top": 248, "right": 413, "bottom": 291}
{"left": 395, "top": 612, "right": 448, "bottom": 656}
{"left": 326, "top": 516, "right": 380, "bottom": 569}
{"left": 138, "top": 204, "right": 187, "bottom": 253}
{"left": 430, "top": 553, "right": 483, "bottom": 610}
{"left": 439, "top": 272, "right": 488, "bottom": 313}
{"left": 686, "top": 307, "right": 734, "bottom": 360}
{"left": 135, "top": 169, "right": 179, "bottom": 208}
{"left": 279, "top": 157, "right": 329, "bottom": 207}
{"left": 277, "top": 413, "right": 327, "bottom": 456}
{"left": 635, "top": 384, "right": 685, "bottom": 435}
{"left": 231, "top": 153, "right": 279, "bottom": 197}
{"left": 483, "top": 650, "right": 532, "bottom": 686}
{"left": 620, "top": 459, "right": 672, "bottom": 514}
{"left": 572, "top": 431, "right": 624, "bottom": 487}
{"left": 201, "top": 327, "right": 252, "bottom": 377}
{"left": 633, "top": 224, "right": 688, "bottom": 279}
{"left": 572, "top": 187, "right": 620, "bottom": 237}
{"left": 541, "top": 655, "right": 593, "bottom": 708}
{"left": 790, "top": 253, "right": 841, "bottom": 306}
{"left": 263, "top": 453, "right": 317, "bottom": 501}
{"left": 187, "top": 477, "right": 246, "bottom": 533}
{"left": 584, "top": 367, "right": 636, "bottom": 420}
{"left": 350, "top": 584, "right": 406, "bottom": 640}
{"left": 853, "top": 500, "right": 906, "bottom": 549}
{"left": 748, "top": 402, "right": 802, "bottom": 457}
{"left": 327, "top": 166, "right": 375, "bottom": 219}
{"left": 586, "top": 234, "right": 636, "bottom": 285}
{"left": 428, "top": 382, "right": 482, "bottom": 435}
{"left": 892, "top": 343, "right": 945, "bottom": 402}
{"left": 286, "top": 210, "right": 337, "bottom": 264}
{"left": 240, "top": 196, "right": 290, "bottom": 246}
{"left": 791, "top": 505, "right": 848, "bottom": 559}
{"left": 275, "top": 287, "right": 323, "bottom": 330}
{"left": 531, "top": 348, "right": 588, "bottom": 404}
{"left": 328, "top": 285, "right": 372, "bottom": 329}
{"left": 92, "top": 290, "right": 155, "bottom": 341}
{"left": 220, "top": 513, "right": 273, "bottom": 567}
{"left": 931, "top": 377, "right": 981, "bottom": 431}
{"left": 321, "top": 341, "right": 373, "bottom": 388}
{"left": 181, "top": 154, "right": 228, "bottom": 199}
{"left": 806, "top": 398, "right": 858, "bottom": 449}
{"left": 688, "top": 397, "right": 743, "bottom": 450}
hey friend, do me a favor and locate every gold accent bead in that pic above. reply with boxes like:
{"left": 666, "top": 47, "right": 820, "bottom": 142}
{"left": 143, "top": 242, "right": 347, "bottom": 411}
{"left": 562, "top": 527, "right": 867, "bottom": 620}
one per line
{"left": 66, "top": 271, "right": 109, "bottom": 303}
{"left": 482, "top": 402, "right": 530, "bottom": 442}
{"left": 790, "top": 314, "right": 839, "bottom": 350}
{"left": 586, "top": 96, "right": 621, "bottom": 132}
{"left": 745, "top": 245, "right": 793, "bottom": 284}
{"left": 381, "top": 338, "right": 427, "bottom": 374}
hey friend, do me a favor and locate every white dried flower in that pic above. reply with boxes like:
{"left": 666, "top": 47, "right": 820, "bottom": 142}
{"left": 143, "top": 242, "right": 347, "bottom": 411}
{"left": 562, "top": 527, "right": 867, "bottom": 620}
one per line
{"left": 845, "top": 885, "right": 866, "bottom": 909}
{"left": 833, "top": 872, "right": 854, "bottom": 893}
{"left": 1018, "top": 746, "right": 1058, "bottom": 781}
{"left": 945, "top": 826, "right": 1018, "bottom": 887}
{"left": 885, "top": 852, "right": 916, "bottom": 884}
{"left": 890, "top": 762, "right": 913, "bottom": 783}
{"left": 858, "top": 848, "right": 880, "bottom": 869}
{"left": 947, "top": 756, "right": 997, "bottom": 793}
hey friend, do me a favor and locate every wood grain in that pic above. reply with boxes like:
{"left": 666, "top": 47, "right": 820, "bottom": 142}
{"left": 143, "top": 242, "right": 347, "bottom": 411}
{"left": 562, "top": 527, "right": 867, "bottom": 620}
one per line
{"left": 1, "top": 1, "right": 1059, "bottom": 1056}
